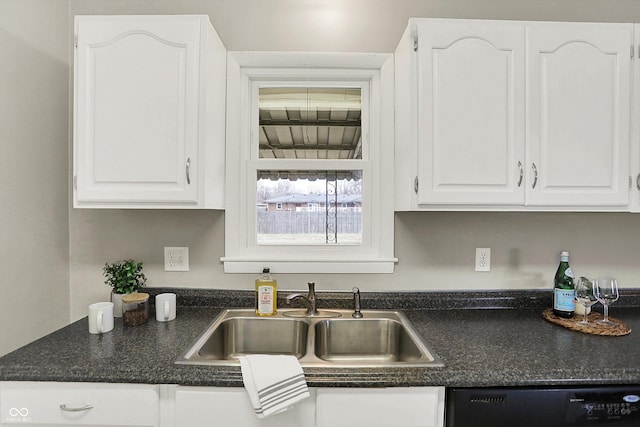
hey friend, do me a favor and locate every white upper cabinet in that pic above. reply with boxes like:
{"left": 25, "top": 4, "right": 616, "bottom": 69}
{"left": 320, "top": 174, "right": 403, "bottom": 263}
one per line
{"left": 526, "top": 23, "right": 631, "bottom": 207}
{"left": 395, "top": 19, "right": 632, "bottom": 211}
{"left": 413, "top": 20, "right": 526, "bottom": 207}
{"left": 73, "top": 15, "right": 226, "bottom": 208}
{"left": 632, "top": 25, "right": 640, "bottom": 212}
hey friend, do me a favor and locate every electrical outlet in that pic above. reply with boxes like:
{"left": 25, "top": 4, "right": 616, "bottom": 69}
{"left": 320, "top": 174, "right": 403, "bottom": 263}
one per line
{"left": 475, "top": 248, "right": 491, "bottom": 272}
{"left": 164, "top": 247, "right": 189, "bottom": 272}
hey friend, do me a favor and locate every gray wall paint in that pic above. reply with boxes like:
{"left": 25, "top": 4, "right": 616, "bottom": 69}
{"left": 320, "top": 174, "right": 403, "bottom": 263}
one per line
{"left": 0, "top": 0, "right": 70, "bottom": 355}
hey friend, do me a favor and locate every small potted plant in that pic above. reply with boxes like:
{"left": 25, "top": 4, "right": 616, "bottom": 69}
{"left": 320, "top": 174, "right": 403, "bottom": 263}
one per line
{"left": 103, "top": 259, "right": 147, "bottom": 317}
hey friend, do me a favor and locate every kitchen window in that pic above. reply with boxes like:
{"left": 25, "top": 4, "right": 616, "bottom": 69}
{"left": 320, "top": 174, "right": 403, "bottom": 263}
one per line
{"left": 222, "top": 52, "right": 396, "bottom": 273}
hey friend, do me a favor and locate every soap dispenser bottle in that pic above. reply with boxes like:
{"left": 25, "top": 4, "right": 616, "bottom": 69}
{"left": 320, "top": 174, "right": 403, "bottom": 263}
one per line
{"left": 255, "top": 268, "right": 277, "bottom": 316}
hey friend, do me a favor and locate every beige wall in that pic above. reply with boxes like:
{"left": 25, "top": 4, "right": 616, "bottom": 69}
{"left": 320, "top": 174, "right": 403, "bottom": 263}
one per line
{"left": 0, "top": 0, "right": 70, "bottom": 355}
{"left": 70, "top": 210, "right": 640, "bottom": 315}
{"left": 66, "top": 0, "right": 640, "bottom": 320}
{"left": 4, "top": 0, "right": 640, "bottom": 349}
{"left": 69, "top": 0, "right": 640, "bottom": 52}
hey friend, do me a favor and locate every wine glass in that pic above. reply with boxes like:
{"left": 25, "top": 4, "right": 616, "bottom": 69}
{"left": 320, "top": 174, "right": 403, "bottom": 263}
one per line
{"left": 574, "top": 277, "right": 597, "bottom": 325}
{"left": 594, "top": 277, "right": 619, "bottom": 326}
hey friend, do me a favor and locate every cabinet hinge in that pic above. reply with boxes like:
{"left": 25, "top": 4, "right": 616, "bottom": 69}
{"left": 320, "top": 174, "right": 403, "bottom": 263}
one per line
{"left": 74, "top": 34, "right": 78, "bottom": 49}
{"left": 73, "top": 175, "right": 77, "bottom": 190}
{"left": 630, "top": 175, "right": 633, "bottom": 190}
{"left": 631, "top": 45, "right": 634, "bottom": 59}
{"left": 414, "top": 176, "right": 419, "bottom": 194}
{"left": 413, "top": 36, "right": 418, "bottom": 52}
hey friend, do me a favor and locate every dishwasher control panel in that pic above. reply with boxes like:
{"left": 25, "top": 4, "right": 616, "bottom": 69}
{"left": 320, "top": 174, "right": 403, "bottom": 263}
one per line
{"left": 567, "top": 391, "right": 640, "bottom": 424}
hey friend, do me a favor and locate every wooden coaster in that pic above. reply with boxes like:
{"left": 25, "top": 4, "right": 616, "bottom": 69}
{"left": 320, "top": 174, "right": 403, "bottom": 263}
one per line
{"left": 542, "top": 308, "right": 631, "bottom": 336}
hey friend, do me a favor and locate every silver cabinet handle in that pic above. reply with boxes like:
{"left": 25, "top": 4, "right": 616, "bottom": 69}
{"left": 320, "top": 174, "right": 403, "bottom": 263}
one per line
{"left": 531, "top": 163, "right": 538, "bottom": 189}
{"left": 517, "top": 161, "right": 523, "bottom": 187}
{"left": 59, "top": 404, "right": 93, "bottom": 412}
{"left": 636, "top": 173, "right": 640, "bottom": 191}
{"left": 186, "top": 157, "right": 191, "bottom": 185}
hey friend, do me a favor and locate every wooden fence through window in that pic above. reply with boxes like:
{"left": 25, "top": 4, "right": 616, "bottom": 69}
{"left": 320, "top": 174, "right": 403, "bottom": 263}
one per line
{"left": 257, "top": 211, "right": 362, "bottom": 234}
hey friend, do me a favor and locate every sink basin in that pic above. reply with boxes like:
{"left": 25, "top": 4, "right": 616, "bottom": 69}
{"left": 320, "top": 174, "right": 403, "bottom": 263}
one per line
{"left": 176, "top": 309, "right": 443, "bottom": 368}
{"left": 195, "top": 317, "right": 308, "bottom": 360}
{"left": 314, "top": 318, "right": 424, "bottom": 363}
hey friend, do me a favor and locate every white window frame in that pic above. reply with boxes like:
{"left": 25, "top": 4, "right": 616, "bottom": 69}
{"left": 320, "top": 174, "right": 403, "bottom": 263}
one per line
{"left": 222, "top": 52, "right": 396, "bottom": 273}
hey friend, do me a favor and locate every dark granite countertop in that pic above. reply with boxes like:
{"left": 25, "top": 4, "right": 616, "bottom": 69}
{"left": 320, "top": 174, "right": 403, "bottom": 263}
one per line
{"left": 1, "top": 288, "right": 639, "bottom": 388}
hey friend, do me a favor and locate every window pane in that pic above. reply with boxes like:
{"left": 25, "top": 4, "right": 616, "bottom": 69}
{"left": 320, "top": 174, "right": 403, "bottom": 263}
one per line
{"left": 258, "top": 88, "right": 362, "bottom": 159}
{"left": 256, "top": 171, "right": 362, "bottom": 245}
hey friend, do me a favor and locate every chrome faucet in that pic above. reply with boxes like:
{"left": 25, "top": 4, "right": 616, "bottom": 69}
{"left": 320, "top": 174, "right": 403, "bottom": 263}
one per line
{"left": 286, "top": 282, "right": 318, "bottom": 316}
{"left": 352, "top": 287, "right": 363, "bottom": 318}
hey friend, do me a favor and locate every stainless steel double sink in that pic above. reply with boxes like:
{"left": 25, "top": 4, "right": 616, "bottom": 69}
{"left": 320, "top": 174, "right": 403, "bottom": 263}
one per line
{"left": 176, "top": 309, "right": 443, "bottom": 368}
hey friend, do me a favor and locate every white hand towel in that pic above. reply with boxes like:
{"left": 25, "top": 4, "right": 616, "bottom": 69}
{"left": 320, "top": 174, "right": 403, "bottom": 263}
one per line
{"left": 239, "top": 354, "right": 310, "bottom": 418}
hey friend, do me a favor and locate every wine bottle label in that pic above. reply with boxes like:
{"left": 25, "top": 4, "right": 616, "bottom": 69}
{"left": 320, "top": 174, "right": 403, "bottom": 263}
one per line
{"left": 554, "top": 288, "right": 575, "bottom": 312}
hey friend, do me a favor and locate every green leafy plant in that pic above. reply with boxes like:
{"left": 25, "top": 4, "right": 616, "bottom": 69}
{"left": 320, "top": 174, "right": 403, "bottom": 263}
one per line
{"left": 103, "top": 259, "right": 147, "bottom": 294}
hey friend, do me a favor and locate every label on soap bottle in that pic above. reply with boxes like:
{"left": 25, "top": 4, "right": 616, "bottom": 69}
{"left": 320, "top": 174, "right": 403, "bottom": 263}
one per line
{"left": 257, "top": 285, "right": 275, "bottom": 315}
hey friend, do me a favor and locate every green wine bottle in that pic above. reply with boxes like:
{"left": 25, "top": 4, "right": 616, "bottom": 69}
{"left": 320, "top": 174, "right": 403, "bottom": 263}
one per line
{"left": 553, "top": 251, "right": 575, "bottom": 318}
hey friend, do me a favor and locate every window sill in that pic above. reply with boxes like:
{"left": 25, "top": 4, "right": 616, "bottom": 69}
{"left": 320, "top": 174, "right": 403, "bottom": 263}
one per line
{"left": 221, "top": 258, "right": 398, "bottom": 274}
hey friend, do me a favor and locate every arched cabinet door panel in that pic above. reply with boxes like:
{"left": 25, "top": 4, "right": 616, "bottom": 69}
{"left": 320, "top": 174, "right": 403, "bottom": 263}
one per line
{"left": 394, "top": 19, "right": 631, "bottom": 211}
{"left": 415, "top": 20, "right": 526, "bottom": 206}
{"left": 74, "top": 15, "right": 226, "bottom": 209}
{"left": 526, "top": 23, "right": 631, "bottom": 208}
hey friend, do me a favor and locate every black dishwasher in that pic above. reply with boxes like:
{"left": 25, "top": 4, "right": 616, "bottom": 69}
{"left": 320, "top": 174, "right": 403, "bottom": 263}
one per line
{"left": 447, "top": 386, "right": 640, "bottom": 427}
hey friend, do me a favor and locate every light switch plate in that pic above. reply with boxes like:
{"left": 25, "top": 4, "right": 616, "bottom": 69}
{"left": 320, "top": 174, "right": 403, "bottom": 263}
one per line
{"left": 164, "top": 247, "right": 189, "bottom": 271}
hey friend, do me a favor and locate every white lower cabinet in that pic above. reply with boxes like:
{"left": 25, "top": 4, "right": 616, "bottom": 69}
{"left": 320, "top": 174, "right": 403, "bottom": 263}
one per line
{"left": 0, "top": 383, "right": 444, "bottom": 427}
{"left": 316, "top": 388, "right": 445, "bottom": 427}
{"left": 0, "top": 382, "right": 160, "bottom": 426}
{"left": 172, "top": 386, "right": 315, "bottom": 427}
{"left": 170, "top": 386, "right": 444, "bottom": 427}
